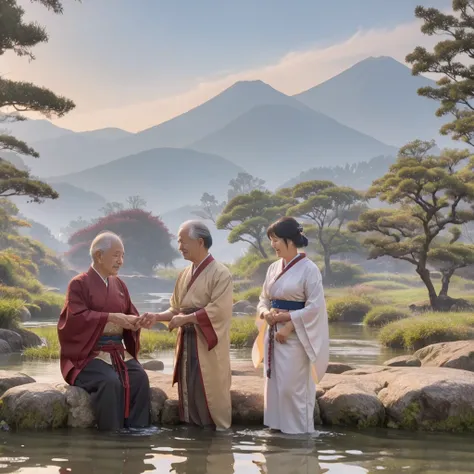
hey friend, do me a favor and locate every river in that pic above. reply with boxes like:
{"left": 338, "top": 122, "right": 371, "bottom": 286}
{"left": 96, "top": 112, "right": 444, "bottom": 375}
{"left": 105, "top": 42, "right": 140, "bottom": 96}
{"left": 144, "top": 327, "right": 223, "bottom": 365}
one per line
{"left": 0, "top": 293, "right": 472, "bottom": 472}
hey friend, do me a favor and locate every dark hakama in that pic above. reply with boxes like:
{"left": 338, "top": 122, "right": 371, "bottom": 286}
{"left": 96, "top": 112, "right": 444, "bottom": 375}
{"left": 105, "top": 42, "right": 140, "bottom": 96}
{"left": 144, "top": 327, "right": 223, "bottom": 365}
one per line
{"left": 176, "top": 325, "right": 213, "bottom": 427}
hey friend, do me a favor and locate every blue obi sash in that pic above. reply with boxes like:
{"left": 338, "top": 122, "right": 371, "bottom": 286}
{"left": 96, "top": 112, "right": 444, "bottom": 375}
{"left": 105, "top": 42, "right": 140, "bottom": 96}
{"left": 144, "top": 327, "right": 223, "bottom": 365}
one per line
{"left": 98, "top": 335, "right": 123, "bottom": 347}
{"left": 270, "top": 299, "right": 305, "bottom": 311}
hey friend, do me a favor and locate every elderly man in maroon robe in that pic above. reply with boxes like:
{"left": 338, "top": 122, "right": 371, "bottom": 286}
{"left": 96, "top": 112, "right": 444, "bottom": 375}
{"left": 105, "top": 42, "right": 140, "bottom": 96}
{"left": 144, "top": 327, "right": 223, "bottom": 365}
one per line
{"left": 57, "top": 231, "right": 151, "bottom": 431}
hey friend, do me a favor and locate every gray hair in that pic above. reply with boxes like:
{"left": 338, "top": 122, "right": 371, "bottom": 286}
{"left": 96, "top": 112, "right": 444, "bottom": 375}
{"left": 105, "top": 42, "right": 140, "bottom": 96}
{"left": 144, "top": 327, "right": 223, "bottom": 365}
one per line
{"left": 179, "top": 220, "right": 213, "bottom": 249}
{"left": 89, "top": 231, "right": 123, "bottom": 260}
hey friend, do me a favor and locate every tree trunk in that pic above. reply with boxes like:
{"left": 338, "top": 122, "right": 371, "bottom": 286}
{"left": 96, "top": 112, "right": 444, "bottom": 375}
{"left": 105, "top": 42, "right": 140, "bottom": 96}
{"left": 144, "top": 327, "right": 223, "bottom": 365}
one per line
{"left": 416, "top": 266, "right": 440, "bottom": 310}
{"left": 257, "top": 239, "right": 268, "bottom": 259}
{"left": 439, "top": 269, "right": 455, "bottom": 297}
{"left": 323, "top": 252, "right": 332, "bottom": 283}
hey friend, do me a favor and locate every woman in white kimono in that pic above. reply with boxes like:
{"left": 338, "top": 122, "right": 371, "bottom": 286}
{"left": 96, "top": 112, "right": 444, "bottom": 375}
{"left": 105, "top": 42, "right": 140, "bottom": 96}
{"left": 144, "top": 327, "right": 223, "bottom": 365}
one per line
{"left": 253, "top": 216, "right": 329, "bottom": 434}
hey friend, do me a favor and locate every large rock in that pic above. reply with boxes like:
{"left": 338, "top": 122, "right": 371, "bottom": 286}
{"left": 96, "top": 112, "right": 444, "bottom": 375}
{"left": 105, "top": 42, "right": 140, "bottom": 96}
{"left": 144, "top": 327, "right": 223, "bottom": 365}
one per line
{"left": 161, "top": 399, "right": 180, "bottom": 425}
{"left": 319, "top": 380, "right": 385, "bottom": 428}
{"left": 232, "top": 300, "right": 256, "bottom": 315}
{"left": 55, "top": 384, "right": 95, "bottom": 428}
{"left": 0, "top": 340, "right": 11, "bottom": 354}
{"left": 384, "top": 355, "right": 421, "bottom": 367}
{"left": 16, "top": 328, "right": 42, "bottom": 348}
{"left": 0, "top": 370, "right": 35, "bottom": 396}
{"left": 142, "top": 360, "right": 164, "bottom": 371}
{"left": 378, "top": 367, "right": 474, "bottom": 431}
{"left": 414, "top": 340, "right": 474, "bottom": 372}
{"left": 0, "top": 329, "right": 22, "bottom": 352}
{"left": 0, "top": 383, "right": 68, "bottom": 429}
{"left": 231, "top": 376, "right": 263, "bottom": 425}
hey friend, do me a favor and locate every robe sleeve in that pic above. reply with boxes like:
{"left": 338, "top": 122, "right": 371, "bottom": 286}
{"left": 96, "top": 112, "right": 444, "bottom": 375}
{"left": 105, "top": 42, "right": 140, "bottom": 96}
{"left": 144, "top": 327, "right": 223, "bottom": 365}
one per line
{"left": 118, "top": 277, "right": 140, "bottom": 357}
{"left": 195, "top": 268, "right": 233, "bottom": 351}
{"left": 57, "top": 278, "right": 109, "bottom": 362}
{"left": 289, "top": 264, "right": 329, "bottom": 366}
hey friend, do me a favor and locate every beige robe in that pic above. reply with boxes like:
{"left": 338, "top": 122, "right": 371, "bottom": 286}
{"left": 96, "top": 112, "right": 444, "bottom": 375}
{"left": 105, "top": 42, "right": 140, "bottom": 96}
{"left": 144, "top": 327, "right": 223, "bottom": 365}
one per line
{"left": 169, "top": 255, "right": 233, "bottom": 430}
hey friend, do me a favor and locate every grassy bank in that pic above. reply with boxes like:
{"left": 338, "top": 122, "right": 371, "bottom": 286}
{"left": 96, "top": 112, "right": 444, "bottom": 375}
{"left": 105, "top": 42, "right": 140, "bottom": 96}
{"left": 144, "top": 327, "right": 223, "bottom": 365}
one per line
{"left": 378, "top": 312, "right": 474, "bottom": 350}
{"left": 23, "top": 317, "right": 259, "bottom": 360}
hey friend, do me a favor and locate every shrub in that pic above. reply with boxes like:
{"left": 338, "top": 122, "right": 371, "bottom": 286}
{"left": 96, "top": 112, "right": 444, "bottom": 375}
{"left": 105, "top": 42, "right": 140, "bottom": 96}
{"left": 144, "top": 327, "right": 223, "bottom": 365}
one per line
{"left": 378, "top": 312, "right": 474, "bottom": 350}
{"left": 363, "top": 306, "right": 411, "bottom": 327}
{"left": 28, "top": 292, "right": 65, "bottom": 320}
{"left": 327, "top": 295, "right": 372, "bottom": 323}
{"left": 230, "top": 317, "right": 258, "bottom": 347}
{"left": 0, "top": 298, "right": 23, "bottom": 329}
{"left": 234, "top": 286, "right": 261, "bottom": 304}
{"left": 323, "top": 261, "right": 364, "bottom": 287}
{"left": 0, "top": 285, "right": 32, "bottom": 302}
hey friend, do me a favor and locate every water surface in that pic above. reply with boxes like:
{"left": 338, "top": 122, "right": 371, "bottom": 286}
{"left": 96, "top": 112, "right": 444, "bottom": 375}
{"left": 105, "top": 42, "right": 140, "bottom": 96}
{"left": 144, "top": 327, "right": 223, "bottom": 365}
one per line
{"left": 0, "top": 425, "right": 472, "bottom": 473}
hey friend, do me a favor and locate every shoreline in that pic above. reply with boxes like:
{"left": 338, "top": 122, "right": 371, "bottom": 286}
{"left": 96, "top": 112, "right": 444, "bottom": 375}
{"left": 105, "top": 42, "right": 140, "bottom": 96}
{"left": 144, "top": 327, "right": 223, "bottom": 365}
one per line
{"left": 2, "top": 358, "right": 474, "bottom": 433}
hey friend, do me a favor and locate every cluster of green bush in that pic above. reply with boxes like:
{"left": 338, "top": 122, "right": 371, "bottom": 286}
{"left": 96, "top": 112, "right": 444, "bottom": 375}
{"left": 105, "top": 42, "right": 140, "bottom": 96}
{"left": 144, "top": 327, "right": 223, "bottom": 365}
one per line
{"left": 0, "top": 251, "right": 65, "bottom": 329}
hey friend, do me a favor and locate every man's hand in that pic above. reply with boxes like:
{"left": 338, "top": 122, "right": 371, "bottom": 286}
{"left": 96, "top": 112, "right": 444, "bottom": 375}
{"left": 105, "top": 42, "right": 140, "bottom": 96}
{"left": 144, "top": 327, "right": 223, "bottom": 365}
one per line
{"left": 168, "top": 314, "right": 187, "bottom": 331}
{"left": 275, "top": 322, "right": 293, "bottom": 344}
{"left": 109, "top": 313, "right": 139, "bottom": 331}
{"left": 135, "top": 312, "right": 157, "bottom": 329}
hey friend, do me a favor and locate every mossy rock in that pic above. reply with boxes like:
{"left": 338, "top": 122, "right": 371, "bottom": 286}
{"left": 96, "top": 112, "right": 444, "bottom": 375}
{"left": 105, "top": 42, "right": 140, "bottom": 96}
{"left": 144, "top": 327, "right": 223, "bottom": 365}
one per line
{"left": 0, "top": 383, "right": 68, "bottom": 430}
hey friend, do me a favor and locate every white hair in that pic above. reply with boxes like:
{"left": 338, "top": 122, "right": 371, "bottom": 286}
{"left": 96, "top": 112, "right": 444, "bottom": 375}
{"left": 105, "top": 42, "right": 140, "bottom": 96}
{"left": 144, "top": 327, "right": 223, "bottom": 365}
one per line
{"left": 179, "top": 220, "right": 213, "bottom": 249}
{"left": 89, "top": 232, "right": 123, "bottom": 260}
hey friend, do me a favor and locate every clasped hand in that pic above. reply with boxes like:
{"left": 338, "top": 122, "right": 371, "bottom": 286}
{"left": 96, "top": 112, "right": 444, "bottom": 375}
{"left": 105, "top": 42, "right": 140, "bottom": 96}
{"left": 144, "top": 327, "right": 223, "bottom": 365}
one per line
{"left": 264, "top": 308, "right": 289, "bottom": 326}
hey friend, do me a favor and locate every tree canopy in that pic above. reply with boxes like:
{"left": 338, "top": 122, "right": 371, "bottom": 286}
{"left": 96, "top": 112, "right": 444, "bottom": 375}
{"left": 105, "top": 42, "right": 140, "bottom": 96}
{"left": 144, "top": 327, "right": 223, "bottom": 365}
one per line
{"left": 216, "top": 190, "right": 292, "bottom": 258}
{"left": 66, "top": 209, "right": 179, "bottom": 275}
{"left": 406, "top": 0, "right": 474, "bottom": 146}
{"left": 284, "top": 180, "right": 366, "bottom": 282}
{"left": 0, "top": 0, "right": 75, "bottom": 203}
{"left": 349, "top": 140, "right": 474, "bottom": 310}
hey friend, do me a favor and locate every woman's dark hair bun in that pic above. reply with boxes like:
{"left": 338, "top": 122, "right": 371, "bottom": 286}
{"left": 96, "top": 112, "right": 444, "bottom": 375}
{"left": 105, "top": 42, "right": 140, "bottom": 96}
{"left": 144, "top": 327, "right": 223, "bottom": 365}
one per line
{"left": 266, "top": 216, "right": 309, "bottom": 248}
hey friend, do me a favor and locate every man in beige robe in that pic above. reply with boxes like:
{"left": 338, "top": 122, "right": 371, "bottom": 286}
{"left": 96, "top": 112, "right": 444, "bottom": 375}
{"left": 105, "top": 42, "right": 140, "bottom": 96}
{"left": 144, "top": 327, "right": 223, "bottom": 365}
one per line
{"left": 137, "top": 220, "right": 233, "bottom": 430}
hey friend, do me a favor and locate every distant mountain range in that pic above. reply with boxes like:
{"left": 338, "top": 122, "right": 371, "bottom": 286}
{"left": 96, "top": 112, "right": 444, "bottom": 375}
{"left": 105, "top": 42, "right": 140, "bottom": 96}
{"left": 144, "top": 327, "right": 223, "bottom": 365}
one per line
{"left": 191, "top": 102, "right": 395, "bottom": 185}
{"left": 13, "top": 183, "right": 107, "bottom": 236}
{"left": 5, "top": 55, "right": 456, "bottom": 261}
{"left": 46, "top": 148, "right": 245, "bottom": 214}
{"left": 294, "top": 56, "right": 447, "bottom": 147}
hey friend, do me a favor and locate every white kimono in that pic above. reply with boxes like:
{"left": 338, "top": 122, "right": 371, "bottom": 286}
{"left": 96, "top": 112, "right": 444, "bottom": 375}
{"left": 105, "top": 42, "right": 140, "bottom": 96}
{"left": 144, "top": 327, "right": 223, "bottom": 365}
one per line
{"left": 254, "top": 254, "right": 329, "bottom": 434}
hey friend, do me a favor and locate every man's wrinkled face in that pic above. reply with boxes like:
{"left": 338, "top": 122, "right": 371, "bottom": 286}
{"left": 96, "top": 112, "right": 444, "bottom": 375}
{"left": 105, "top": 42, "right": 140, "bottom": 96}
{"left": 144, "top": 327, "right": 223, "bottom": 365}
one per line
{"left": 96, "top": 240, "right": 124, "bottom": 276}
{"left": 177, "top": 227, "right": 202, "bottom": 262}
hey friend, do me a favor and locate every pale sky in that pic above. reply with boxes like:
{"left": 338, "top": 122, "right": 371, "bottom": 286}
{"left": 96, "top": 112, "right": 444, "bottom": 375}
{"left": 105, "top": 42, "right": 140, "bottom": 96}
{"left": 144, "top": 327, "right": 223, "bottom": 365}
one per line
{"left": 3, "top": 0, "right": 450, "bottom": 132}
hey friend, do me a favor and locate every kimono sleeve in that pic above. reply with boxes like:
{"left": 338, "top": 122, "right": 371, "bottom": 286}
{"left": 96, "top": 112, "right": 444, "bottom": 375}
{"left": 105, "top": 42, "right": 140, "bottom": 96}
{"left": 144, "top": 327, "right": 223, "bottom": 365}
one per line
{"left": 289, "top": 264, "right": 329, "bottom": 366}
{"left": 118, "top": 278, "right": 141, "bottom": 356}
{"left": 168, "top": 271, "right": 184, "bottom": 313}
{"left": 57, "top": 278, "right": 109, "bottom": 361}
{"left": 195, "top": 267, "right": 233, "bottom": 351}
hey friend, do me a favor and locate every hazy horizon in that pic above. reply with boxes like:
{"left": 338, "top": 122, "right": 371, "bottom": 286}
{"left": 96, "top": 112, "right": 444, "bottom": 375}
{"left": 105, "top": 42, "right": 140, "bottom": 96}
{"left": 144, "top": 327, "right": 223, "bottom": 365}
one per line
{"left": 5, "top": 0, "right": 450, "bottom": 133}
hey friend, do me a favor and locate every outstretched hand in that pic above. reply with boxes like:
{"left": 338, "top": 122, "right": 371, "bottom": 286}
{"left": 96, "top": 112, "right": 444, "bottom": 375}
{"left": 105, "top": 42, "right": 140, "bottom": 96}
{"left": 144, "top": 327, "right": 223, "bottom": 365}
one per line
{"left": 110, "top": 313, "right": 140, "bottom": 331}
{"left": 135, "top": 312, "right": 156, "bottom": 329}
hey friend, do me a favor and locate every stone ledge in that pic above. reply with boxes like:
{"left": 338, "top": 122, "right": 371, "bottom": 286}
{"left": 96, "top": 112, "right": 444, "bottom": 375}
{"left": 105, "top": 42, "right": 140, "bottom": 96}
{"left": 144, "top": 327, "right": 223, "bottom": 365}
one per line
{"left": 2, "top": 362, "right": 474, "bottom": 432}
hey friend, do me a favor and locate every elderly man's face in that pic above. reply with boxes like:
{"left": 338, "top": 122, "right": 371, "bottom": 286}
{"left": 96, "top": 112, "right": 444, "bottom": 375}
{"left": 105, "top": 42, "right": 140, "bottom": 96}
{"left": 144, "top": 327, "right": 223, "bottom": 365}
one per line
{"left": 177, "top": 227, "right": 203, "bottom": 262}
{"left": 96, "top": 240, "right": 124, "bottom": 276}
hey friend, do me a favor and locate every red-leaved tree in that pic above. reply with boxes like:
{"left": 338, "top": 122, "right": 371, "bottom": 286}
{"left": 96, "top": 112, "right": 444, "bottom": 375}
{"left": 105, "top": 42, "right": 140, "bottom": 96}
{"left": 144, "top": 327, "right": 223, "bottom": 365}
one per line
{"left": 66, "top": 209, "right": 179, "bottom": 275}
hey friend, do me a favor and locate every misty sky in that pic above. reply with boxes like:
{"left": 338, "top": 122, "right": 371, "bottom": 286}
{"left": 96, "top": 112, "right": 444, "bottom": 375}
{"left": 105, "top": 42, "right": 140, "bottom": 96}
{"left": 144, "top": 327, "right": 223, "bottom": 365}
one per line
{"left": 4, "top": 0, "right": 451, "bottom": 132}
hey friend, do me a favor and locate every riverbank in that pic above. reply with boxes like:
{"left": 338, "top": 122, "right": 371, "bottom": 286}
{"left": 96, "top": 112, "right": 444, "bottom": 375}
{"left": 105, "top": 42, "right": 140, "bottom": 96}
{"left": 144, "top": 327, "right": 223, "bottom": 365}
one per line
{"left": 3, "top": 345, "right": 474, "bottom": 432}
{"left": 22, "top": 318, "right": 258, "bottom": 360}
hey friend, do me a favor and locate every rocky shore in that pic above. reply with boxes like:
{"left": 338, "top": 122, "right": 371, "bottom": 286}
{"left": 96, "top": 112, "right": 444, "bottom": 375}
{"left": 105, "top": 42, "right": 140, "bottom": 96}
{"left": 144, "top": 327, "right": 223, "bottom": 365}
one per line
{"left": 2, "top": 340, "right": 474, "bottom": 432}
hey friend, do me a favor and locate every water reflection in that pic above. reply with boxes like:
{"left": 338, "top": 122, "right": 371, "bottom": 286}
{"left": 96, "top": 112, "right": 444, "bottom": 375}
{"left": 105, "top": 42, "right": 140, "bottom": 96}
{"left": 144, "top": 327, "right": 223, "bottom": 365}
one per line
{"left": 1, "top": 425, "right": 474, "bottom": 473}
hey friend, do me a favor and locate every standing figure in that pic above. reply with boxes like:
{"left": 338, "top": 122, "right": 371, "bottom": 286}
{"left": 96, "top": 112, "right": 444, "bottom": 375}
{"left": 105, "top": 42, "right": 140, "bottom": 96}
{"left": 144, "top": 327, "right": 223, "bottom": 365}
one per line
{"left": 138, "top": 220, "right": 233, "bottom": 430}
{"left": 252, "top": 217, "right": 329, "bottom": 434}
{"left": 58, "top": 231, "right": 151, "bottom": 431}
